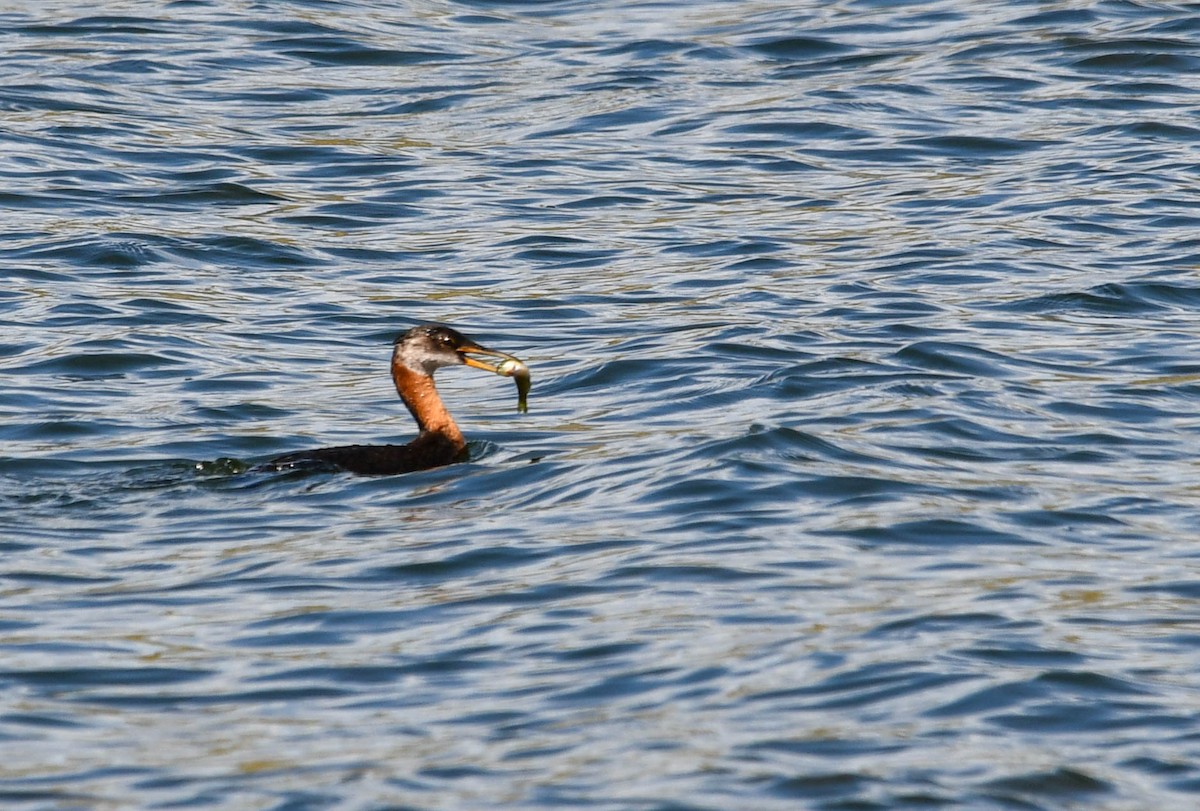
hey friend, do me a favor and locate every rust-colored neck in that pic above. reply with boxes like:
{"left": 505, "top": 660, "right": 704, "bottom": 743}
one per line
{"left": 391, "top": 361, "right": 465, "bottom": 449}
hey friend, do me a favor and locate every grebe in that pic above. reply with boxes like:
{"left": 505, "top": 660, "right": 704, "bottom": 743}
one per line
{"left": 267, "top": 325, "right": 530, "bottom": 476}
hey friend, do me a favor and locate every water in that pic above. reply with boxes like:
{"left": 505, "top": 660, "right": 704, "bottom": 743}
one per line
{"left": 3, "top": 0, "right": 1200, "bottom": 808}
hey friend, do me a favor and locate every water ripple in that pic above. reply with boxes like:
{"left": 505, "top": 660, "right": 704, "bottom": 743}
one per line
{"left": 3, "top": 0, "right": 1200, "bottom": 808}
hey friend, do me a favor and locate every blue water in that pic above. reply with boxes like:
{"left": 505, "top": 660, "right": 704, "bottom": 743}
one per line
{"left": 3, "top": 1, "right": 1200, "bottom": 808}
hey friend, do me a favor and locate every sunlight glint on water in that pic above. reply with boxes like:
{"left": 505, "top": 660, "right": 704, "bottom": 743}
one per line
{"left": 2, "top": 2, "right": 1200, "bottom": 808}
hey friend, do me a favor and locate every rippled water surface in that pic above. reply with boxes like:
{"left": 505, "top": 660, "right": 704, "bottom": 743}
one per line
{"left": 4, "top": 1, "right": 1200, "bottom": 808}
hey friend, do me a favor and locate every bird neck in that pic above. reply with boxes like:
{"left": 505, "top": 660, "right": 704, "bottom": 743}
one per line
{"left": 391, "top": 361, "right": 465, "bottom": 447}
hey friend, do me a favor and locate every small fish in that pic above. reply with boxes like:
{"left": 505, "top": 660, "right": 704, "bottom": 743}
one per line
{"left": 496, "top": 357, "right": 531, "bottom": 413}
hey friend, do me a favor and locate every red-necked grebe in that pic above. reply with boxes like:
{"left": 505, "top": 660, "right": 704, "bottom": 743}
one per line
{"left": 268, "top": 325, "right": 529, "bottom": 475}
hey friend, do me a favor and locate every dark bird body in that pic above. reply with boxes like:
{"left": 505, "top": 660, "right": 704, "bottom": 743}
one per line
{"left": 267, "top": 325, "right": 525, "bottom": 476}
{"left": 269, "top": 434, "right": 465, "bottom": 476}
